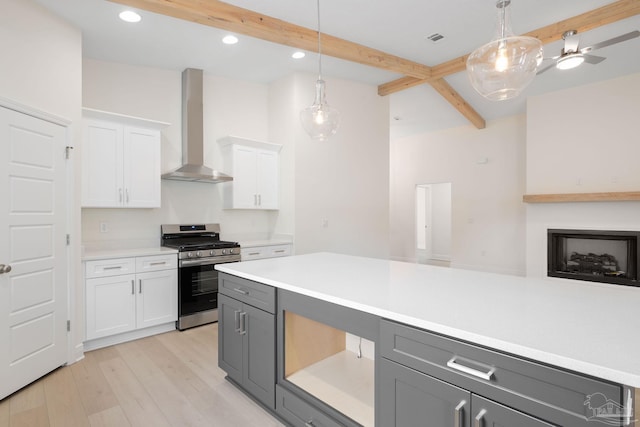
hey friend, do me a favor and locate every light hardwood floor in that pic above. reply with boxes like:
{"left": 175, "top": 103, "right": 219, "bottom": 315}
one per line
{"left": 0, "top": 324, "right": 284, "bottom": 427}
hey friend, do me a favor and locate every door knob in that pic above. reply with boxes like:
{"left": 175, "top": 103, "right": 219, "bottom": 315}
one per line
{"left": 0, "top": 264, "right": 12, "bottom": 274}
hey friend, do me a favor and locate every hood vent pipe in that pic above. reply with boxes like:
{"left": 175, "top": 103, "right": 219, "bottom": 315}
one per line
{"left": 161, "top": 68, "right": 232, "bottom": 183}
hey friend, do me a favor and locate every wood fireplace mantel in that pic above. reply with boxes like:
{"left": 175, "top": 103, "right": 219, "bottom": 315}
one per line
{"left": 522, "top": 191, "right": 640, "bottom": 203}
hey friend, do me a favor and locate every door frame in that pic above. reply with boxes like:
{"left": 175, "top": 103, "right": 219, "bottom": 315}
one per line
{"left": 0, "top": 96, "right": 76, "bottom": 365}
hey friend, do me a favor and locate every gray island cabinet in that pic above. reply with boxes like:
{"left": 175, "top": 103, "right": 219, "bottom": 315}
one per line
{"left": 216, "top": 253, "right": 638, "bottom": 427}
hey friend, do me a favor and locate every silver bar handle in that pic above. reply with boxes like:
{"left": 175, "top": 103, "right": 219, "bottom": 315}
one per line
{"left": 131, "top": 280, "right": 134, "bottom": 295}
{"left": 233, "top": 287, "right": 249, "bottom": 295}
{"left": 304, "top": 421, "right": 315, "bottom": 427}
{"left": 119, "top": 188, "right": 123, "bottom": 203}
{"left": 126, "top": 188, "right": 129, "bottom": 203}
{"left": 447, "top": 357, "right": 495, "bottom": 381}
{"left": 474, "top": 409, "right": 487, "bottom": 427}
{"left": 139, "top": 279, "right": 142, "bottom": 293}
{"left": 274, "top": 250, "right": 286, "bottom": 254}
{"left": 454, "top": 400, "right": 466, "bottom": 427}
{"left": 103, "top": 266, "right": 122, "bottom": 270}
{"left": 149, "top": 261, "right": 166, "bottom": 266}
{"left": 234, "top": 310, "right": 241, "bottom": 332}
{"left": 258, "top": 194, "right": 261, "bottom": 206}
{"left": 239, "top": 312, "right": 247, "bottom": 335}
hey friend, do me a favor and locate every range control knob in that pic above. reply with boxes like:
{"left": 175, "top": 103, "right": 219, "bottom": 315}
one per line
{"left": 196, "top": 251, "right": 202, "bottom": 257}
{"left": 210, "top": 250, "right": 215, "bottom": 256}
{"left": 187, "top": 252, "right": 194, "bottom": 258}
{"left": 222, "top": 249, "right": 228, "bottom": 255}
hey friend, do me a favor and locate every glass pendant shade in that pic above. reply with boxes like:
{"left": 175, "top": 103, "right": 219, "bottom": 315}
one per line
{"left": 300, "top": 79, "right": 340, "bottom": 142}
{"left": 466, "top": 0, "right": 543, "bottom": 101}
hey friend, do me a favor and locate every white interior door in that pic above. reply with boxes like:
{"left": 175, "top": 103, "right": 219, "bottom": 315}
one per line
{"left": 0, "top": 106, "right": 68, "bottom": 400}
{"left": 416, "top": 185, "right": 433, "bottom": 261}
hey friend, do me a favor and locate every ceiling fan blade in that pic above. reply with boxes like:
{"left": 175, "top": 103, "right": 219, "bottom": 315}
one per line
{"left": 536, "top": 63, "right": 555, "bottom": 75}
{"left": 580, "top": 30, "right": 640, "bottom": 54}
{"left": 583, "top": 54, "right": 606, "bottom": 65}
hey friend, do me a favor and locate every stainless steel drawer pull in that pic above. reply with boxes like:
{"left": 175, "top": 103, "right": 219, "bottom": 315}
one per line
{"left": 149, "top": 261, "right": 166, "bottom": 266}
{"left": 454, "top": 400, "right": 466, "bottom": 427}
{"left": 274, "top": 250, "right": 286, "bottom": 253}
{"left": 248, "top": 252, "right": 260, "bottom": 256}
{"left": 304, "top": 420, "right": 315, "bottom": 427}
{"left": 474, "top": 409, "right": 487, "bottom": 427}
{"left": 447, "top": 357, "right": 495, "bottom": 381}
{"left": 233, "top": 287, "right": 249, "bottom": 295}
{"left": 234, "top": 310, "right": 241, "bottom": 332}
{"left": 239, "top": 312, "right": 247, "bottom": 335}
{"left": 103, "top": 266, "right": 122, "bottom": 270}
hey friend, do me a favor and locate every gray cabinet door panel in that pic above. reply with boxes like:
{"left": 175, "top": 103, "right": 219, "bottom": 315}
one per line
{"left": 218, "top": 293, "right": 243, "bottom": 385}
{"left": 276, "top": 385, "right": 348, "bottom": 427}
{"left": 243, "top": 303, "right": 276, "bottom": 409}
{"left": 380, "top": 358, "right": 470, "bottom": 427}
{"left": 472, "top": 395, "right": 554, "bottom": 427}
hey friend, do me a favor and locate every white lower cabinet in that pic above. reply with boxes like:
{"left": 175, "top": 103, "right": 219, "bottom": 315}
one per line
{"left": 85, "top": 253, "right": 177, "bottom": 348}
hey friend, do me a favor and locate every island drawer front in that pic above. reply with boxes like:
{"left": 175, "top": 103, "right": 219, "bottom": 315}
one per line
{"left": 275, "top": 385, "right": 359, "bottom": 427}
{"left": 380, "top": 319, "right": 622, "bottom": 427}
{"left": 219, "top": 273, "right": 276, "bottom": 314}
{"left": 85, "top": 258, "right": 136, "bottom": 279}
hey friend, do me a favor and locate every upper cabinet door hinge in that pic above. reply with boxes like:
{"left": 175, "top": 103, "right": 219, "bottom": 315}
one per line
{"left": 65, "top": 146, "right": 74, "bottom": 159}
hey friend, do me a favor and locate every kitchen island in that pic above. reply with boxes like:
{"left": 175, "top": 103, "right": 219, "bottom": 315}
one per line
{"left": 216, "top": 252, "right": 639, "bottom": 427}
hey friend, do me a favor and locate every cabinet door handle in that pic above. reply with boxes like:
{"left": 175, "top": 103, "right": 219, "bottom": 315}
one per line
{"left": 233, "top": 287, "right": 249, "bottom": 295}
{"left": 447, "top": 357, "right": 495, "bottom": 381}
{"left": 126, "top": 188, "right": 129, "bottom": 203}
{"left": 131, "top": 280, "right": 135, "bottom": 295}
{"left": 474, "top": 409, "right": 487, "bottom": 427}
{"left": 119, "top": 188, "right": 123, "bottom": 203}
{"left": 258, "top": 194, "right": 261, "bottom": 206}
{"left": 234, "top": 310, "right": 241, "bottom": 333}
{"left": 239, "top": 312, "right": 247, "bottom": 335}
{"left": 454, "top": 400, "right": 466, "bottom": 427}
{"left": 139, "top": 279, "right": 142, "bottom": 293}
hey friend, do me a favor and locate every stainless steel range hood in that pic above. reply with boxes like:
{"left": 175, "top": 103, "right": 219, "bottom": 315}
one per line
{"left": 162, "top": 68, "right": 232, "bottom": 183}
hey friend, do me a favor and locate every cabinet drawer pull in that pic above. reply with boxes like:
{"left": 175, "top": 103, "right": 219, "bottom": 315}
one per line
{"left": 239, "top": 312, "right": 247, "bottom": 335}
{"left": 304, "top": 420, "right": 315, "bottom": 427}
{"left": 474, "top": 409, "right": 487, "bottom": 427}
{"left": 248, "top": 252, "right": 260, "bottom": 256}
{"left": 149, "top": 261, "right": 166, "bottom": 266}
{"left": 454, "top": 400, "right": 466, "bottom": 427}
{"left": 234, "top": 310, "right": 241, "bottom": 332}
{"left": 447, "top": 357, "right": 495, "bottom": 381}
{"left": 103, "top": 266, "right": 122, "bottom": 270}
{"left": 233, "top": 287, "right": 249, "bottom": 295}
{"left": 273, "top": 250, "right": 286, "bottom": 253}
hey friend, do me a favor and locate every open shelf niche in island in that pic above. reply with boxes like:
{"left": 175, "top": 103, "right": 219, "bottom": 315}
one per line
{"left": 284, "top": 311, "right": 375, "bottom": 427}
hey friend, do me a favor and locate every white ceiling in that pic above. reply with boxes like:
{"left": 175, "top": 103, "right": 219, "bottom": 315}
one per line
{"left": 34, "top": 0, "right": 640, "bottom": 137}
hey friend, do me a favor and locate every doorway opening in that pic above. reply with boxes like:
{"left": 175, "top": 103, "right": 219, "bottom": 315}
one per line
{"left": 416, "top": 183, "right": 451, "bottom": 266}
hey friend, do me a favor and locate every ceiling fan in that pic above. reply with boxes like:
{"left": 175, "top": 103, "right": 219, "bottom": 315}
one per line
{"left": 537, "top": 29, "right": 640, "bottom": 74}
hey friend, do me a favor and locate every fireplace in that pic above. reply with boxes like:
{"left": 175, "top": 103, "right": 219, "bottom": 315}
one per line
{"left": 548, "top": 229, "right": 640, "bottom": 286}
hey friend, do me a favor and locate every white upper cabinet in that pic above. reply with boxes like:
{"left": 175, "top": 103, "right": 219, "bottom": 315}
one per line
{"left": 218, "top": 136, "right": 282, "bottom": 210}
{"left": 81, "top": 108, "right": 168, "bottom": 208}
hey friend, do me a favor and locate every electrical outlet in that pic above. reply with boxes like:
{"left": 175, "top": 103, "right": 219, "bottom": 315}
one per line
{"left": 99, "top": 222, "right": 108, "bottom": 233}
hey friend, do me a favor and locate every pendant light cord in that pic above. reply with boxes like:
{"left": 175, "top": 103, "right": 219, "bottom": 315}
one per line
{"left": 316, "top": 0, "right": 323, "bottom": 80}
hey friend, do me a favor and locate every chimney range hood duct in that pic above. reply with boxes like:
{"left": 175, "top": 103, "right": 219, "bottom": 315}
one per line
{"left": 161, "top": 68, "right": 232, "bottom": 183}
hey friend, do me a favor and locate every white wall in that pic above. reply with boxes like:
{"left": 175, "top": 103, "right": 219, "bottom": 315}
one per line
{"left": 291, "top": 73, "right": 390, "bottom": 259}
{"left": 525, "top": 73, "right": 640, "bottom": 277}
{"left": 0, "top": 0, "right": 83, "bottom": 359}
{"left": 431, "top": 182, "right": 452, "bottom": 260}
{"left": 81, "top": 60, "right": 278, "bottom": 245}
{"left": 390, "top": 115, "right": 527, "bottom": 275}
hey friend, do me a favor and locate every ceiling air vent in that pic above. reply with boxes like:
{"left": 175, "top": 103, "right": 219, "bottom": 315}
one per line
{"left": 427, "top": 33, "right": 444, "bottom": 43}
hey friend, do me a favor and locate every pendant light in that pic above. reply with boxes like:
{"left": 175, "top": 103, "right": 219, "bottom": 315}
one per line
{"left": 466, "top": 0, "right": 543, "bottom": 101}
{"left": 300, "top": 0, "right": 340, "bottom": 141}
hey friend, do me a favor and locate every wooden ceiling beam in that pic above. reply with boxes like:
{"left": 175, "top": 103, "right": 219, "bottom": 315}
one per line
{"left": 108, "top": 0, "right": 432, "bottom": 79}
{"left": 429, "top": 79, "right": 486, "bottom": 129}
{"left": 379, "top": 0, "right": 640, "bottom": 96}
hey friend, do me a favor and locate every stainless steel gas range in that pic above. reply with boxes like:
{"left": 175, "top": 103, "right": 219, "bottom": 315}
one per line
{"left": 161, "top": 224, "right": 240, "bottom": 330}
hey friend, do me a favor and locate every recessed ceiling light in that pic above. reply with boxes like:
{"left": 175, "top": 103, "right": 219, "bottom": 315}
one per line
{"left": 222, "top": 35, "right": 239, "bottom": 45}
{"left": 292, "top": 51, "right": 306, "bottom": 59}
{"left": 118, "top": 10, "right": 141, "bottom": 23}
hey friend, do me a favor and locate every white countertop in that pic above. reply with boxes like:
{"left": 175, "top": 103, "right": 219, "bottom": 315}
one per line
{"left": 216, "top": 252, "right": 640, "bottom": 387}
{"left": 82, "top": 246, "right": 177, "bottom": 261}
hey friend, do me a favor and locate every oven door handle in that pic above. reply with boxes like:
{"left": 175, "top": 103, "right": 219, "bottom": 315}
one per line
{"left": 179, "top": 256, "right": 240, "bottom": 267}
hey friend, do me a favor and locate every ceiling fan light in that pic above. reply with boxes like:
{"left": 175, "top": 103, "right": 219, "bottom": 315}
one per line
{"left": 556, "top": 53, "right": 584, "bottom": 70}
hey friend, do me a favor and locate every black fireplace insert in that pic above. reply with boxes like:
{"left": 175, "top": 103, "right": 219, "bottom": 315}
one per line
{"left": 548, "top": 229, "right": 640, "bottom": 287}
